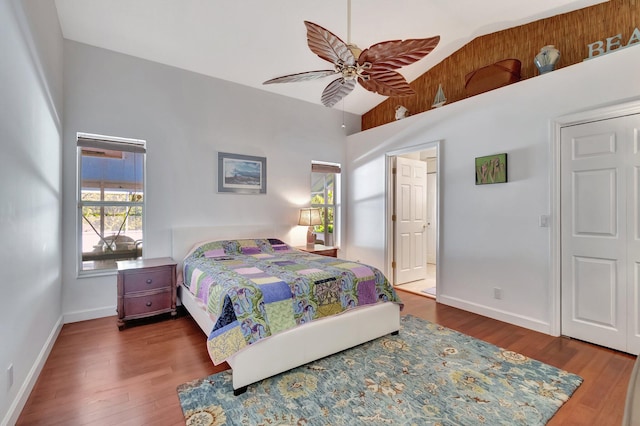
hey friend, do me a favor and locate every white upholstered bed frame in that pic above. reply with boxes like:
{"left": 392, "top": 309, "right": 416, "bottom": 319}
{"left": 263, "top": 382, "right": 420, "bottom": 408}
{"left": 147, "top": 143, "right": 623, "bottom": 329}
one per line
{"left": 172, "top": 225, "right": 401, "bottom": 394}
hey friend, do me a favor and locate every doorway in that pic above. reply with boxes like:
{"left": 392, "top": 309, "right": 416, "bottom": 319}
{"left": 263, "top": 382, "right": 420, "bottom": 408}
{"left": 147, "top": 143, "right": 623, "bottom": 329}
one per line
{"left": 556, "top": 103, "right": 640, "bottom": 355}
{"left": 386, "top": 142, "right": 440, "bottom": 299}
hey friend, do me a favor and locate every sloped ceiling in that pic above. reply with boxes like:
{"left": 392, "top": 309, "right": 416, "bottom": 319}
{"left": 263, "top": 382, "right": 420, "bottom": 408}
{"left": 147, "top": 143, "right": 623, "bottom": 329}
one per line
{"left": 53, "top": 0, "right": 608, "bottom": 115}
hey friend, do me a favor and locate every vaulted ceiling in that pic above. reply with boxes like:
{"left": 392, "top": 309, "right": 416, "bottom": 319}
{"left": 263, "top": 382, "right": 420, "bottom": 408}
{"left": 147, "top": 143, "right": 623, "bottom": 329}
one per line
{"left": 53, "top": 0, "right": 608, "bottom": 115}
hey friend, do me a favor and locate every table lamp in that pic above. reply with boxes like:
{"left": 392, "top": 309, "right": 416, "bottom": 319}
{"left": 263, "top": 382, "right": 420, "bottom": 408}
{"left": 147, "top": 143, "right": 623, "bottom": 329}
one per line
{"left": 298, "top": 208, "right": 322, "bottom": 247}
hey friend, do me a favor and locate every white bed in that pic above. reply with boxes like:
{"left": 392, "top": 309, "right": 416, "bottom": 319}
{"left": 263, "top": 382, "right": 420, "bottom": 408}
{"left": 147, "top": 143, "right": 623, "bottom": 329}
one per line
{"left": 172, "top": 225, "right": 401, "bottom": 395}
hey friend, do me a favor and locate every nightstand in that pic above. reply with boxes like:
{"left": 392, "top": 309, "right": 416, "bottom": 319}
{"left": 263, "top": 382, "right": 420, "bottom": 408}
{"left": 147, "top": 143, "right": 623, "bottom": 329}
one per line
{"left": 116, "top": 257, "right": 177, "bottom": 330}
{"left": 296, "top": 244, "right": 338, "bottom": 258}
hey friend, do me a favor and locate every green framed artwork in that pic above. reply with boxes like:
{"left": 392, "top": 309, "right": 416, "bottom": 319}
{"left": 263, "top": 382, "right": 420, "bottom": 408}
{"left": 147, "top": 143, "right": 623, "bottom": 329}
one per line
{"left": 475, "top": 153, "right": 507, "bottom": 185}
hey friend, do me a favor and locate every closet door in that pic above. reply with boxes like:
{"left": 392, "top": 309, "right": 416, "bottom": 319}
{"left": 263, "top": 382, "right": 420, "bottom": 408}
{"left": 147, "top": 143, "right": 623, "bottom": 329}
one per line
{"left": 626, "top": 115, "right": 640, "bottom": 355}
{"left": 560, "top": 114, "right": 640, "bottom": 354}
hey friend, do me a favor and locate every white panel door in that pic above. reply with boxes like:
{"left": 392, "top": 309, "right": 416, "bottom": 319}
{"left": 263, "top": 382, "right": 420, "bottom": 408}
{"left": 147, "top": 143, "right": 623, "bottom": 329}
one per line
{"left": 394, "top": 157, "right": 427, "bottom": 285}
{"left": 561, "top": 114, "right": 640, "bottom": 354}
{"left": 627, "top": 116, "right": 640, "bottom": 355}
{"left": 426, "top": 172, "right": 437, "bottom": 264}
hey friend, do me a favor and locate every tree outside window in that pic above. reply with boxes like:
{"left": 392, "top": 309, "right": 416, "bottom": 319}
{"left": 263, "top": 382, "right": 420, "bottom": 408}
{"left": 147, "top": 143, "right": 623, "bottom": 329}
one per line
{"left": 311, "top": 162, "right": 340, "bottom": 246}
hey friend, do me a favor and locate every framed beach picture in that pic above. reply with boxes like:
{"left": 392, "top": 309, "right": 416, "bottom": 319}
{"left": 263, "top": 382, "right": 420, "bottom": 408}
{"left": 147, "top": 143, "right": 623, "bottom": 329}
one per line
{"left": 217, "top": 152, "right": 267, "bottom": 194}
{"left": 475, "top": 153, "right": 507, "bottom": 185}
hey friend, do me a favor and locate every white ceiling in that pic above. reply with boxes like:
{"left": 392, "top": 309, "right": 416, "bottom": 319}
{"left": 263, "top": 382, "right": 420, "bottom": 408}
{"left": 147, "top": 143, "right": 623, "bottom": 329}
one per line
{"left": 53, "top": 0, "right": 607, "bottom": 115}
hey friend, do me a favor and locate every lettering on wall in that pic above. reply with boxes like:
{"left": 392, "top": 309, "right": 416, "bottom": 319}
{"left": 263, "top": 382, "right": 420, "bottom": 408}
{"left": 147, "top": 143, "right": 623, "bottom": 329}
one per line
{"left": 585, "top": 27, "right": 640, "bottom": 60}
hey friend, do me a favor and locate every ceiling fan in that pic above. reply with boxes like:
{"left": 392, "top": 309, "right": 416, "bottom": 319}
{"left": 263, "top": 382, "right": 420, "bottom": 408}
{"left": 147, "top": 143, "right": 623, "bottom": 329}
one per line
{"left": 263, "top": 7, "right": 440, "bottom": 108}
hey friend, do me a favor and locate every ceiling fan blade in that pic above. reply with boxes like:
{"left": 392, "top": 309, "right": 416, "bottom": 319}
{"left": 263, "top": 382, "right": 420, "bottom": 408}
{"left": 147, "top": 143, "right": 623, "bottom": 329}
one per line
{"left": 263, "top": 70, "right": 337, "bottom": 85}
{"left": 358, "top": 69, "right": 415, "bottom": 97}
{"left": 304, "top": 21, "right": 355, "bottom": 66}
{"left": 321, "top": 78, "right": 356, "bottom": 107}
{"left": 358, "top": 36, "right": 440, "bottom": 70}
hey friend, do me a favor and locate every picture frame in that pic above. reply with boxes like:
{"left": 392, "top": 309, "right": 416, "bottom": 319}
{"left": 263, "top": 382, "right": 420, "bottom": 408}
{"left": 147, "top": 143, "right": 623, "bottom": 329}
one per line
{"left": 475, "top": 153, "right": 507, "bottom": 185}
{"left": 217, "top": 152, "right": 267, "bottom": 194}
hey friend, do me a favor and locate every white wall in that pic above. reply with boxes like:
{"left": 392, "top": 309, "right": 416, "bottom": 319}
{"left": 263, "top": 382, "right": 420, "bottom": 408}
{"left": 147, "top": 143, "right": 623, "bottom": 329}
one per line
{"left": 345, "top": 46, "right": 640, "bottom": 334}
{"left": 0, "top": 0, "right": 63, "bottom": 423}
{"left": 61, "top": 41, "right": 361, "bottom": 321}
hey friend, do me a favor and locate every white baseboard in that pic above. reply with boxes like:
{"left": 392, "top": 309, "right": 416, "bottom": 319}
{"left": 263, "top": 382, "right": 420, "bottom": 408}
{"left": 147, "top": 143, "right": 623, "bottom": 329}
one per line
{"left": 2, "top": 316, "right": 63, "bottom": 426}
{"left": 437, "top": 294, "right": 553, "bottom": 336}
{"left": 63, "top": 306, "right": 116, "bottom": 324}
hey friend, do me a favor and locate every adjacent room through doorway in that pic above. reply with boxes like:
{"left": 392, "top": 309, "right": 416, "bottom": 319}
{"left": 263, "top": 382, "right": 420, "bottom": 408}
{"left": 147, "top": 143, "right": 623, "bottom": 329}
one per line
{"left": 387, "top": 143, "right": 439, "bottom": 299}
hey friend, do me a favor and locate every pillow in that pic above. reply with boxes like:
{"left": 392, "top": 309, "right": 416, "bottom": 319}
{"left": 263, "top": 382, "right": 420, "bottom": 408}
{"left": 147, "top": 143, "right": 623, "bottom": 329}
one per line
{"left": 237, "top": 239, "right": 261, "bottom": 255}
{"left": 192, "top": 238, "right": 291, "bottom": 258}
{"left": 237, "top": 238, "right": 275, "bottom": 254}
{"left": 268, "top": 238, "right": 292, "bottom": 252}
{"left": 256, "top": 239, "right": 276, "bottom": 253}
{"left": 192, "top": 240, "right": 241, "bottom": 258}
{"left": 203, "top": 247, "right": 226, "bottom": 258}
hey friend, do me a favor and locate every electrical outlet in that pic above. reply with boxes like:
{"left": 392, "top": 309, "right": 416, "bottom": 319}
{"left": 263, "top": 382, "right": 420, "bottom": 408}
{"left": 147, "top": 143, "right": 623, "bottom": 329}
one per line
{"left": 493, "top": 287, "right": 502, "bottom": 300}
{"left": 7, "top": 364, "right": 13, "bottom": 389}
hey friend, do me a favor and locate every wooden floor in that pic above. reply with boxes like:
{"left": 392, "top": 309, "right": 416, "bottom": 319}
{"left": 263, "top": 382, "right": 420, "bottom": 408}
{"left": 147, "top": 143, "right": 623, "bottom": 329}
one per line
{"left": 17, "top": 290, "right": 636, "bottom": 425}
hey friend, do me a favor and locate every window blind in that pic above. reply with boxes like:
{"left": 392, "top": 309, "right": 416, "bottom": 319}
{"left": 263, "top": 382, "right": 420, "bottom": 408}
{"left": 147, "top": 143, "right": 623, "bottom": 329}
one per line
{"left": 312, "top": 163, "right": 341, "bottom": 174}
{"left": 77, "top": 136, "right": 146, "bottom": 154}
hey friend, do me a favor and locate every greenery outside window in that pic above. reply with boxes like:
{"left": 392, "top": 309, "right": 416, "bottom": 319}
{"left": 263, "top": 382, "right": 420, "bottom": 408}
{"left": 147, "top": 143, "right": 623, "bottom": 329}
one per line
{"left": 311, "top": 162, "right": 340, "bottom": 247}
{"left": 77, "top": 134, "right": 146, "bottom": 273}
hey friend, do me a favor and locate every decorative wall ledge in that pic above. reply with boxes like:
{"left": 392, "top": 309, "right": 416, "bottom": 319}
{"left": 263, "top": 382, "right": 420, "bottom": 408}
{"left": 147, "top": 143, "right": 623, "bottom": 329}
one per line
{"left": 362, "top": 0, "right": 639, "bottom": 131}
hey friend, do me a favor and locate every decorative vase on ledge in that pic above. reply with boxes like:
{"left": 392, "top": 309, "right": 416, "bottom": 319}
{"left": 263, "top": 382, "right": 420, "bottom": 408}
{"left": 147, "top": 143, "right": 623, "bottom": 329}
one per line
{"left": 534, "top": 45, "right": 560, "bottom": 74}
{"left": 395, "top": 105, "right": 409, "bottom": 120}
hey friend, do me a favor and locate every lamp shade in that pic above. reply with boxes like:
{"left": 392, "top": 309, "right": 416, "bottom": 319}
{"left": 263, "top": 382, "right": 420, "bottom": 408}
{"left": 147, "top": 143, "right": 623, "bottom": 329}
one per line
{"left": 298, "top": 208, "right": 322, "bottom": 226}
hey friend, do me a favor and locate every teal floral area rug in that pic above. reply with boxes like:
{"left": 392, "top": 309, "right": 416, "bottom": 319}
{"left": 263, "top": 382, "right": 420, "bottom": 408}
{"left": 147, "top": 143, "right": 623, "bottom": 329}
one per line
{"left": 177, "top": 315, "right": 582, "bottom": 425}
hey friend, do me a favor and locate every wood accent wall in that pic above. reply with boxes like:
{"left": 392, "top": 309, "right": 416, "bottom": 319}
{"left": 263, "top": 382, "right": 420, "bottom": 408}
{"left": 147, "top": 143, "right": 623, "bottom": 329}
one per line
{"left": 362, "top": 0, "right": 640, "bottom": 131}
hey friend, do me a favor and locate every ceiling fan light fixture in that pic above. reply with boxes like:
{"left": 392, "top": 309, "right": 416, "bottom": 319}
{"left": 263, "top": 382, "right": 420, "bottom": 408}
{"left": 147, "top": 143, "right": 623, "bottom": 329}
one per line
{"left": 341, "top": 66, "right": 359, "bottom": 80}
{"left": 347, "top": 43, "right": 362, "bottom": 60}
{"left": 263, "top": 21, "right": 440, "bottom": 108}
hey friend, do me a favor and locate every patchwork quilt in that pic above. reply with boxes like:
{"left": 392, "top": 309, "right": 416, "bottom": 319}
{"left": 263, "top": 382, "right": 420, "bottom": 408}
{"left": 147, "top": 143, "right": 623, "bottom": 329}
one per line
{"left": 183, "top": 238, "right": 402, "bottom": 365}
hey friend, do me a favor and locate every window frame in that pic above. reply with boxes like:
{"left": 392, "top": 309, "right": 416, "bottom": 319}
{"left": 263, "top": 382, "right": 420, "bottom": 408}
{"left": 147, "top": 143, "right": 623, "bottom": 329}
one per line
{"left": 310, "top": 162, "right": 341, "bottom": 247}
{"left": 76, "top": 133, "right": 146, "bottom": 276}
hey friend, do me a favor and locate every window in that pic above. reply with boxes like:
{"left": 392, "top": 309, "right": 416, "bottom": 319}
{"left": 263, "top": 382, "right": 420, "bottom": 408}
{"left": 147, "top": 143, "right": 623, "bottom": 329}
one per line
{"left": 77, "top": 134, "right": 145, "bottom": 272}
{"left": 311, "top": 162, "right": 340, "bottom": 247}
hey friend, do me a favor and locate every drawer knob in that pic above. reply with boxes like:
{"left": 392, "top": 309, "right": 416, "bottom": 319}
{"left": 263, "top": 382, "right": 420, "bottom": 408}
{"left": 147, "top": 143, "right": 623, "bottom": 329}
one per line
{"left": 146, "top": 279, "right": 153, "bottom": 284}
{"left": 146, "top": 301, "right": 152, "bottom": 307}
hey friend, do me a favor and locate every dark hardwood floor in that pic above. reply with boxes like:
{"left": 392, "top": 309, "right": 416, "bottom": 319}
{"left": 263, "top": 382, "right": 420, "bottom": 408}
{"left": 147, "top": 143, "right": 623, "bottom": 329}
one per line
{"left": 17, "top": 290, "right": 636, "bottom": 425}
